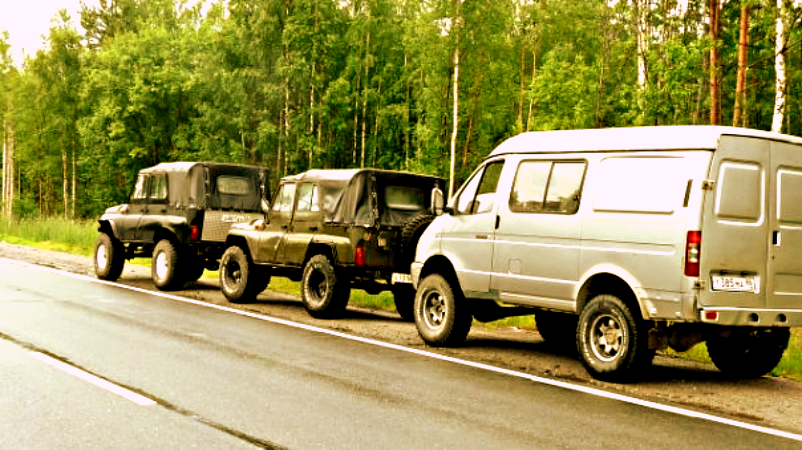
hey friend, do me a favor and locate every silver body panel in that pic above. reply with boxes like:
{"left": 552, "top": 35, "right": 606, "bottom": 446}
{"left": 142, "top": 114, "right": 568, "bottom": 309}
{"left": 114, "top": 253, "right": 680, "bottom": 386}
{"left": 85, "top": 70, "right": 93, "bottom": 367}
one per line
{"left": 414, "top": 126, "right": 802, "bottom": 327}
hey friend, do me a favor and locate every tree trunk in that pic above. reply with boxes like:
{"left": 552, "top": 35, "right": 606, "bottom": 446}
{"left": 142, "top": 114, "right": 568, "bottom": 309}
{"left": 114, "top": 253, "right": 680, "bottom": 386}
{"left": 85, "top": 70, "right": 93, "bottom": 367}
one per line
{"left": 635, "top": 0, "right": 649, "bottom": 92}
{"left": 733, "top": 4, "right": 750, "bottom": 127}
{"left": 3, "top": 118, "right": 15, "bottom": 219}
{"left": 709, "top": 0, "right": 720, "bottom": 125}
{"left": 448, "top": 0, "right": 461, "bottom": 199}
{"left": 772, "top": 0, "right": 787, "bottom": 133}
{"left": 361, "top": 31, "right": 370, "bottom": 169}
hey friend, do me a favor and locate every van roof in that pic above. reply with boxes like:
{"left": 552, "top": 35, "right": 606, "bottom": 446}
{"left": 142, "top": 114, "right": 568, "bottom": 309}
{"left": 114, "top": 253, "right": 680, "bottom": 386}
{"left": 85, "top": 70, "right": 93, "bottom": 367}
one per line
{"left": 488, "top": 126, "right": 802, "bottom": 157}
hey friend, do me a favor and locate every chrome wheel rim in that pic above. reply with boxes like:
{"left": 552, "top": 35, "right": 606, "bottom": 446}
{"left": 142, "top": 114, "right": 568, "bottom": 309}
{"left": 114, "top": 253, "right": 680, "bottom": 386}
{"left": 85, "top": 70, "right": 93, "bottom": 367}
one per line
{"left": 96, "top": 244, "right": 108, "bottom": 270}
{"left": 156, "top": 252, "right": 170, "bottom": 280}
{"left": 590, "top": 314, "right": 625, "bottom": 362}
{"left": 422, "top": 290, "right": 446, "bottom": 330}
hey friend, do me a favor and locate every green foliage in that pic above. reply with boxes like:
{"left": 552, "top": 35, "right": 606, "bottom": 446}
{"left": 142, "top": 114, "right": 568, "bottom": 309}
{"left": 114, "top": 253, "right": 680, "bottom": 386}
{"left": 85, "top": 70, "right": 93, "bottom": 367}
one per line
{"left": 1, "top": 0, "right": 802, "bottom": 217}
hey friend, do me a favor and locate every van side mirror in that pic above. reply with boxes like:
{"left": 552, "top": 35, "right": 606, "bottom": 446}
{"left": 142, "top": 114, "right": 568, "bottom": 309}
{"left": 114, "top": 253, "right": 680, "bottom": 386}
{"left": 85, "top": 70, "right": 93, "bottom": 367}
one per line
{"left": 431, "top": 187, "right": 445, "bottom": 216}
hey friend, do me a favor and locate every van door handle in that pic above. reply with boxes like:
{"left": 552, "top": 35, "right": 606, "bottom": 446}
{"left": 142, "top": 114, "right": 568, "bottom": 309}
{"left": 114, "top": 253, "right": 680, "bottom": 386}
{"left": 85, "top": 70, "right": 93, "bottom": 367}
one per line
{"left": 495, "top": 215, "right": 500, "bottom": 230}
{"left": 309, "top": 226, "right": 318, "bottom": 231}
{"left": 476, "top": 235, "right": 488, "bottom": 240}
{"left": 773, "top": 230, "right": 781, "bottom": 246}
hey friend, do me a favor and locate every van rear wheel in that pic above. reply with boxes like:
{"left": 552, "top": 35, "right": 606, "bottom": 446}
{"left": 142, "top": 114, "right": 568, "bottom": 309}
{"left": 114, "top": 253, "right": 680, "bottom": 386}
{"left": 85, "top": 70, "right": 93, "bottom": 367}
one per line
{"left": 577, "top": 294, "right": 654, "bottom": 382}
{"left": 707, "top": 328, "right": 790, "bottom": 378}
{"left": 414, "top": 274, "right": 472, "bottom": 347}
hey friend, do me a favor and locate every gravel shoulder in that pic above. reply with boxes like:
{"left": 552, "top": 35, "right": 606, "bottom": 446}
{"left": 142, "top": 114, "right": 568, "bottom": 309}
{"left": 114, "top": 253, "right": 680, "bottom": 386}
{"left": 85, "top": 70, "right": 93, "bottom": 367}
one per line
{"left": 2, "top": 241, "right": 802, "bottom": 436}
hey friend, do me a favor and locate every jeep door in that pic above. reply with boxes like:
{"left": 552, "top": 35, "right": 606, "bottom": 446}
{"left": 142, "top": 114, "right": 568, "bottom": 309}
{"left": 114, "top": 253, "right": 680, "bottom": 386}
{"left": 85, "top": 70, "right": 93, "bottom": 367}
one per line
{"left": 440, "top": 160, "right": 505, "bottom": 297}
{"left": 117, "top": 173, "right": 149, "bottom": 241}
{"left": 134, "top": 171, "right": 169, "bottom": 242}
{"left": 256, "top": 182, "right": 295, "bottom": 263}
{"left": 281, "top": 182, "right": 321, "bottom": 266}
{"left": 491, "top": 159, "right": 586, "bottom": 308}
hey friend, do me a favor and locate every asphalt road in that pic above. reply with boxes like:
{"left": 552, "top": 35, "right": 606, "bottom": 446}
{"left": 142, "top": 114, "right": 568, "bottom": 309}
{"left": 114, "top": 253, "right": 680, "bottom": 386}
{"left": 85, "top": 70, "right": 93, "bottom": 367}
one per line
{"left": 0, "top": 258, "right": 799, "bottom": 449}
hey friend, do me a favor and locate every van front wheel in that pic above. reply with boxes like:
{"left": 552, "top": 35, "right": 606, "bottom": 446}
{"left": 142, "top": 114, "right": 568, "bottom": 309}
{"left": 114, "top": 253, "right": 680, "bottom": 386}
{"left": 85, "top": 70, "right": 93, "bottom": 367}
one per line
{"left": 707, "top": 328, "right": 790, "bottom": 378}
{"left": 577, "top": 294, "right": 654, "bottom": 382}
{"left": 414, "top": 274, "right": 472, "bottom": 347}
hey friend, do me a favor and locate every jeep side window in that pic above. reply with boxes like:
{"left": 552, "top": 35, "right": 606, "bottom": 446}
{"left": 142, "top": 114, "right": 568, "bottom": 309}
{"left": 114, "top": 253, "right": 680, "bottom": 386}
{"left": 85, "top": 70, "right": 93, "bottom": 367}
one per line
{"left": 272, "top": 183, "right": 296, "bottom": 215}
{"left": 149, "top": 173, "right": 168, "bottom": 202}
{"left": 455, "top": 160, "right": 504, "bottom": 215}
{"left": 510, "top": 161, "right": 586, "bottom": 214}
{"left": 296, "top": 183, "right": 319, "bottom": 213}
{"left": 131, "top": 174, "right": 148, "bottom": 202}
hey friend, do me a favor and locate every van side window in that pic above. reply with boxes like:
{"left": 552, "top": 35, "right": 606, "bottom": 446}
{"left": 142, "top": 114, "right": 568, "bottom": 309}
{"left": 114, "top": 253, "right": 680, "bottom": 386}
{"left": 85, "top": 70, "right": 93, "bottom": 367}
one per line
{"left": 455, "top": 161, "right": 505, "bottom": 215}
{"left": 510, "top": 161, "right": 585, "bottom": 214}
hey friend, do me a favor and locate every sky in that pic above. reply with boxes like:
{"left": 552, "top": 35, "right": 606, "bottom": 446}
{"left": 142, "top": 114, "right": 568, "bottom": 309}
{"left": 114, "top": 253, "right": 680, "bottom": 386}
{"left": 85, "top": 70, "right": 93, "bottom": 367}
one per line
{"left": 0, "top": 0, "right": 99, "bottom": 65}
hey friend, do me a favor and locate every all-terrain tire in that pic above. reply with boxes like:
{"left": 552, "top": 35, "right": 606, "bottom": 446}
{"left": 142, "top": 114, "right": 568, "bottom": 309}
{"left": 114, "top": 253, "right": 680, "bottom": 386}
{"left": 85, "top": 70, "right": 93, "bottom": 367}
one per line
{"left": 220, "top": 246, "right": 270, "bottom": 303}
{"left": 707, "top": 328, "right": 790, "bottom": 378}
{"left": 414, "top": 274, "right": 472, "bottom": 347}
{"left": 535, "top": 310, "right": 579, "bottom": 353}
{"left": 399, "top": 214, "right": 435, "bottom": 270}
{"left": 301, "top": 254, "right": 350, "bottom": 319}
{"left": 152, "top": 239, "right": 185, "bottom": 291}
{"left": 392, "top": 284, "right": 416, "bottom": 322}
{"left": 94, "top": 232, "right": 125, "bottom": 281}
{"left": 577, "top": 294, "right": 654, "bottom": 382}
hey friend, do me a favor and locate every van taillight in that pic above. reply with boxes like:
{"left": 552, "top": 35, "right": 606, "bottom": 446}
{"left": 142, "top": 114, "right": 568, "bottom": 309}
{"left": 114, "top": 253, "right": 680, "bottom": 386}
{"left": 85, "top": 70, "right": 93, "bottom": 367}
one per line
{"left": 355, "top": 242, "right": 366, "bottom": 267}
{"left": 190, "top": 224, "right": 201, "bottom": 242}
{"left": 684, "top": 231, "right": 701, "bottom": 277}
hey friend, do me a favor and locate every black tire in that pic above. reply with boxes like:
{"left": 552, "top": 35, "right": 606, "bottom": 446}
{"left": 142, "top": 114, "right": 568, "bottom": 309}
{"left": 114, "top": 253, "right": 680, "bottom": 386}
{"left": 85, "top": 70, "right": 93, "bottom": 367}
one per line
{"left": 301, "top": 254, "right": 350, "bottom": 319}
{"left": 94, "top": 232, "right": 125, "bottom": 281}
{"left": 184, "top": 259, "right": 206, "bottom": 283}
{"left": 707, "top": 328, "right": 790, "bottom": 378}
{"left": 577, "top": 294, "right": 654, "bottom": 382}
{"left": 535, "top": 310, "right": 578, "bottom": 352}
{"left": 152, "top": 239, "right": 185, "bottom": 291}
{"left": 414, "top": 274, "right": 472, "bottom": 347}
{"left": 220, "top": 246, "right": 270, "bottom": 303}
{"left": 399, "top": 214, "right": 435, "bottom": 269}
{"left": 392, "top": 284, "right": 416, "bottom": 322}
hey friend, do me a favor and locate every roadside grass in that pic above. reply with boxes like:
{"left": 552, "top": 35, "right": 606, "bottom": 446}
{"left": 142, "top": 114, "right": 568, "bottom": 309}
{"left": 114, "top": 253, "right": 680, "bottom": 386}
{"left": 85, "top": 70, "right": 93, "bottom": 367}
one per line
{"left": 2, "top": 217, "right": 801, "bottom": 380}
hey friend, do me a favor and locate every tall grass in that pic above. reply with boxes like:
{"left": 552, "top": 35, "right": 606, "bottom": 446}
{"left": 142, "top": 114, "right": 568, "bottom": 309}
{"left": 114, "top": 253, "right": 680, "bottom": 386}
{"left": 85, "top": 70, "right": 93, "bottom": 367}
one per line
{"left": 0, "top": 217, "right": 97, "bottom": 256}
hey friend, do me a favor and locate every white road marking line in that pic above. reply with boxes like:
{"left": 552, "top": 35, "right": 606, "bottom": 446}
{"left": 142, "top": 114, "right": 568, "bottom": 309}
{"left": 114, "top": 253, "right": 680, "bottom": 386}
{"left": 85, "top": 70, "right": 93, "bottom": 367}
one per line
{"left": 3, "top": 256, "right": 802, "bottom": 442}
{"left": 30, "top": 352, "right": 156, "bottom": 406}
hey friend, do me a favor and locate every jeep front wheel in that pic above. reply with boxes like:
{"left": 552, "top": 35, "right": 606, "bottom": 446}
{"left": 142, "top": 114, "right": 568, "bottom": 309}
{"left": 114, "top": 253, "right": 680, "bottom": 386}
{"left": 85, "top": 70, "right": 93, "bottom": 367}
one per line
{"left": 94, "top": 232, "right": 125, "bottom": 281}
{"left": 152, "top": 239, "right": 184, "bottom": 291}
{"left": 301, "top": 254, "right": 350, "bottom": 319}
{"left": 414, "top": 274, "right": 472, "bottom": 347}
{"left": 220, "top": 246, "right": 269, "bottom": 303}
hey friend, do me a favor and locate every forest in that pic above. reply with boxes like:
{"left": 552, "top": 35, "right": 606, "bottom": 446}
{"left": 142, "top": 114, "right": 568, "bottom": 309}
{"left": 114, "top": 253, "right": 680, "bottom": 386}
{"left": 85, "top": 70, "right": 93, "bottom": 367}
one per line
{"left": 1, "top": 0, "right": 801, "bottom": 219}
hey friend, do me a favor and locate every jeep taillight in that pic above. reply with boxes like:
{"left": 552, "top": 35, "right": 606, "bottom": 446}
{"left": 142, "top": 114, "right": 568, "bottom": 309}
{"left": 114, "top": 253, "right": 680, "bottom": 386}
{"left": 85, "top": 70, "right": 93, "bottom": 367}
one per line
{"left": 355, "top": 242, "right": 366, "bottom": 267}
{"left": 684, "top": 231, "right": 701, "bottom": 277}
{"left": 190, "top": 224, "right": 201, "bottom": 243}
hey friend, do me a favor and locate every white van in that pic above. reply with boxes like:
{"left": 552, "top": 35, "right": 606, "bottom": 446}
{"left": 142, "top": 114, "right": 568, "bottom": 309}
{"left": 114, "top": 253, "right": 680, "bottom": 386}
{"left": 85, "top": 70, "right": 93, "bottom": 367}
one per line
{"left": 412, "top": 126, "right": 801, "bottom": 382}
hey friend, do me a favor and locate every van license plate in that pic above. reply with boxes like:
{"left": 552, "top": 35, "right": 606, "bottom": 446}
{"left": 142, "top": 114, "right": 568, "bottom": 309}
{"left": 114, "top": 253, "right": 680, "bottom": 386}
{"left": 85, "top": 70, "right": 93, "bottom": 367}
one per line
{"left": 711, "top": 276, "right": 756, "bottom": 293}
{"left": 392, "top": 273, "right": 412, "bottom": 284}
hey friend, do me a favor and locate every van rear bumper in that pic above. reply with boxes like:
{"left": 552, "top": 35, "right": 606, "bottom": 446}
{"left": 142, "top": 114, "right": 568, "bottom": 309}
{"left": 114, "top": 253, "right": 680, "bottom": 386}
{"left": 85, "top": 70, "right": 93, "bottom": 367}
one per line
{"left": 699, "top": 307, "right": 802, "bottom": 327}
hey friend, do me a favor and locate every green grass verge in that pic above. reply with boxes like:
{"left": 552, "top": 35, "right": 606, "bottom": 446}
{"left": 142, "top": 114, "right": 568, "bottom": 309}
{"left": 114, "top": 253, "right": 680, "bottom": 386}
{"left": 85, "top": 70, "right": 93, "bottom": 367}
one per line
{"left": 2, "top": 217, "right": 802, "bottom": 380}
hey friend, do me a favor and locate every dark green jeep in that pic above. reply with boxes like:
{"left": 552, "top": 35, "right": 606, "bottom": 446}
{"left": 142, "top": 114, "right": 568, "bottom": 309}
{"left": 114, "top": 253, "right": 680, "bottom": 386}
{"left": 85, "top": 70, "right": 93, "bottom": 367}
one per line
{"left": 219, "top": 169, "right": 445, "bottom": 320}
{"left": 94, "top": 162, "right": 269, "bottom": 290}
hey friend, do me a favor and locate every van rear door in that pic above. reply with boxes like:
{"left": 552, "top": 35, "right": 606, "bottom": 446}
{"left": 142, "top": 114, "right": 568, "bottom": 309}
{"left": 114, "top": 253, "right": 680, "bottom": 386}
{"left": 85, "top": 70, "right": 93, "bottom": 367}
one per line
{"left": 767, "top": 141, "right": 802, "bottom": 309}
{"left": 699, "top": 136, "right": 768, "bottom": 309}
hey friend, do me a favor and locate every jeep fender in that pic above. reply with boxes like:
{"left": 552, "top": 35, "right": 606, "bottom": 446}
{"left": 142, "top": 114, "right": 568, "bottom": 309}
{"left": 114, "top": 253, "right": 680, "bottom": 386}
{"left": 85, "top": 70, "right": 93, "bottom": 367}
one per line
{"left": 98, "top": 220, "right": 119, "bottom": 240}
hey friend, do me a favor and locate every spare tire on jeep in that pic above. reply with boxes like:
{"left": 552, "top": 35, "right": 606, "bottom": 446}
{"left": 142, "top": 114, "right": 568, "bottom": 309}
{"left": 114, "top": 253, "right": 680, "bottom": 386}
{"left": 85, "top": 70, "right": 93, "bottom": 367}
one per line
{"left": 399, "top": 214, "right": 435, "bottom": 270}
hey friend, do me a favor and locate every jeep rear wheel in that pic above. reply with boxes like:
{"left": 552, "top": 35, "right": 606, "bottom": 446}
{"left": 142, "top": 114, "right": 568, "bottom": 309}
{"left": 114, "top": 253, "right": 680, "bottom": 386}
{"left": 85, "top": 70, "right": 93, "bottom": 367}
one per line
{"left": 152, "top": 239, "right": 184, "bottom": 291}
{"left": 414, "top": 274, "right": 472, "bottom": 347}
{"left": 94, "top": 232, "right": 125, "bottom": 281}
{"left": 707, "top": 328, "right": 790, "bottom": 378}
{"left": 301, "top": 254, "right": 350, "bottom": 319}
{"left": 220, "top": 246, "right": 269, "bottom": 303}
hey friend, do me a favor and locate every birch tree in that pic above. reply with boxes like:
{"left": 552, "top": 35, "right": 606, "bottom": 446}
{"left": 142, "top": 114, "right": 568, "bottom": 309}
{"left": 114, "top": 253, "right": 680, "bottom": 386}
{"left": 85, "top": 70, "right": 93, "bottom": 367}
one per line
{"left": 772, "top": 0, "right": 788, "bottom": 133}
